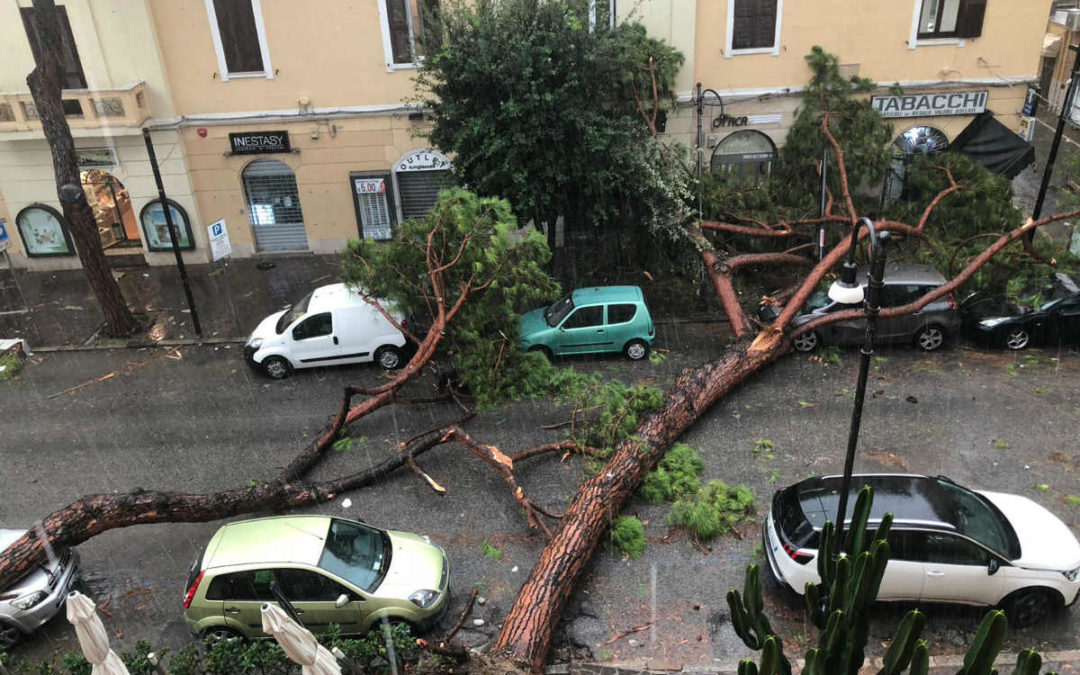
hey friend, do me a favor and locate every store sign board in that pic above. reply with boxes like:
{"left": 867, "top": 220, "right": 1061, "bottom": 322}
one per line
{"left": 395, "top": 149, "right": 451, "bottom": 172}
{"left": 871, "top": 91, "right": 988, "bottom": 119}
{"left": 229, "top": 131, "right": 291, "bottom": 155}
{"left": 208, "top": 219, "right": 232, "bottom": 261}
{"left": 75, "top": 147, "right": 118, "bottom": 167}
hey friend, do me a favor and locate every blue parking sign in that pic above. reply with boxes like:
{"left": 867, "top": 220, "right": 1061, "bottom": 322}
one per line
{"left": 0, "top": 219, "right": 11, "bottom": 253}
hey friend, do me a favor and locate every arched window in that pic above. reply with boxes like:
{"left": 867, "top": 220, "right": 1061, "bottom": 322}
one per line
{"left": 710, "top": 130, "right": 777, "bottom": 186}
{"left": 242, "top": 159, "right": 308, "bottom": 252}
{"left": 139, "top": 199, "right": 194, "bottom": 252}
{"left": 882, "top": 126, "right": 949, "bottom": 206}
{"left": 15, "top": 204, "right": 75, "bottom": 257}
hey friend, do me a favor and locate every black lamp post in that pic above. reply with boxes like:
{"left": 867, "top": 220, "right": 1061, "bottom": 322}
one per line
{"left": 828, "top": 217, "right": 890, "bottom": 559}
{"left": 695, "top": 82, "right": 724, "bottom": 220}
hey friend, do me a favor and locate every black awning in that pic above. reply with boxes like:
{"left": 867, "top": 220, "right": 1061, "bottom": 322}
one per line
{"left": 948, "top": 111, "right": 1035, "bottom": 179}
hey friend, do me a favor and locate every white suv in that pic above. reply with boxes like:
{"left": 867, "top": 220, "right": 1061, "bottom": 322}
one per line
{"left": 0, "top": 529, "right": 80, "bottom": 650}
{"left": 764, "top": 474, "right": 1080, "bottom": 627}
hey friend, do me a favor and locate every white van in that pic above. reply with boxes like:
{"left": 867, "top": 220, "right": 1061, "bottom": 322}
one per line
{"left": 243, "top": 283, "right": 408, "bottom": 379}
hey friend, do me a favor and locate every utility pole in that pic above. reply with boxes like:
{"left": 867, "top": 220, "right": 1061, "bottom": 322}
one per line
{"left": 143, "top": 129, "right": 202, "bottom": 336}
{"left": 1031, "top": 44, "right": 1080, "bottom": 232}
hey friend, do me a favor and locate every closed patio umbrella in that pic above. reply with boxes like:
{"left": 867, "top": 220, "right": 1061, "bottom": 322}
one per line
{"left": 261, "top": 602, "right": 342, "bottom": 675}
{"left": 65, "top": 590, "right": 130, "bottom": 675}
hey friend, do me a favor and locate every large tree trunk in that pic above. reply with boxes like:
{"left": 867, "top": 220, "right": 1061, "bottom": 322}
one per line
{"left": 25, "top": 0, "right": 137, "bottom": 338}
{"left": 491, "top": 339, "right": 785, "bottom": 670}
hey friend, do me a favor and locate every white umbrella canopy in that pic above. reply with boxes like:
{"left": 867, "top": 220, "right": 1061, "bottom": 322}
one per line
{"left": 65, "top": 590, "right": 130, "bottom": 675}
{"left": 261, "top": 602, "right": 342, "bottom": 675}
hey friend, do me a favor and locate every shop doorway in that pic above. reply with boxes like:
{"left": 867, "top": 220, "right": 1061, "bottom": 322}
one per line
{"left": 81, "top": 170, "right": 140, "bottom": 250}
{"left": 242, "top": 159, "right": 309, "bottom": 252}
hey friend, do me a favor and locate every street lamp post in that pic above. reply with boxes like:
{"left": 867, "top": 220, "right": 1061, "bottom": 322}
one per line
{"left": 828, "top": 217, "right": 890, "bottom": 559}
{"left": 695, "top": 82, "right": 724, "bottom": 220}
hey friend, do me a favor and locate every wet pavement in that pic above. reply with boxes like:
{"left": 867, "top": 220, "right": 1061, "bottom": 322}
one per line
{"left": 1, "top": 332, "right": 1079, "bottom": 671}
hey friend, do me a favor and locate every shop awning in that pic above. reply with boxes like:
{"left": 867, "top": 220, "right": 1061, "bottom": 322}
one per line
{"left": 949, "top": 111, "right": 1035, "bottom": 179}
{"left": 1044, "top": 32, "right": 1063, "bottom": 58}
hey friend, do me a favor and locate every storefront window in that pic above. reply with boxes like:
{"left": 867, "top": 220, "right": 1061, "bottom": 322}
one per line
{"left": 140, "top": 199, "right": 194, "bottom": 252}
{"left": 710, "top": 130, "right": 777, "bottom": 186}
{"left": 882, "top": 126, "right": 949, "bottom": 206}
{"left": 394, "top": 149, "right": 455, "bottom": 220}
{"left": 242, "top": 159, "right": 309, "bottom": 252}
{"left": 15, "top": 204, "right": 75, "bottom": 257}
{"left": 350, "top": 172, "right": 397, "bottom": 241}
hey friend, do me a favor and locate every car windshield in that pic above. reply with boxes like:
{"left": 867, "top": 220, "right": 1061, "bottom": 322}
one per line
{"left": 937, "top": 479, "right": 1017, "bottom": 558}
{"left": 544, "top": 294, "right": 575, "bottom": 327}
{"left": 317, "top": 519, "right": 390, "bottom": 593}
{"left": 1040, "top": 296, "right": 1064, "bottom": 311}
{"left": 275, "top": 292, "right": 313, "bottom": 334}
{"left": 804, "top": 290, "right": 832, "bottom": 313}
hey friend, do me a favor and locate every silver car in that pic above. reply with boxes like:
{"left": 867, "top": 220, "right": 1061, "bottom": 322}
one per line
{"left": 0, "top": 529, "right": 80, "bottom": 651}
{"left": 758, "top": 264, "right": 961, "bottom": 352}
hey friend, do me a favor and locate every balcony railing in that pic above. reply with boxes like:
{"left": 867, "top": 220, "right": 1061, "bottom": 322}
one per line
{"left": 0, "top": 81, "right": 150, "bottom": 134}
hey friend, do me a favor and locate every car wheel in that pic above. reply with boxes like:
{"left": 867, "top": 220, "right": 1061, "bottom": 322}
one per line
{"left": 202, "top": 626, "right": 243, "bottom": 645}
{"left": 915, "top": 325, "right": 946, "bottom": 352}
{"left": 527, "top": 345, "right": 553, "bottom": 361}
{"left": 0, "top": 620, "right": 22, "bottom": 651}
{"left": 624, "top": 339, "right": 649, "bottom": 361}
{"left": 792, "top": 331, "right": 819, "bottom": 352}
{"left": 1005, "top": 328, "right": 1031, "bottom": 351}
{"left": 374, "top": 345, "right": 403, "bottom": 371}
{"left": 1003, "top": 588, "right": 1060, "bottom": 628}
{"left": 262, "top": 356, "right": 291, "bottom": 380}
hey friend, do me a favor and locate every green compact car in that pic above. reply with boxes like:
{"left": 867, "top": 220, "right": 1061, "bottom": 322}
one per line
{"left": 183, "top": 516, "right": 449, "bottom": 641}
{"left": 519, "top": 286, "right": 655, "bottom": 360}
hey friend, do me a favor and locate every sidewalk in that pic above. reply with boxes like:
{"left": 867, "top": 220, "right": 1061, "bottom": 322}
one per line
{"left": 0, "top": 254, "right": 342, "bottom": 348}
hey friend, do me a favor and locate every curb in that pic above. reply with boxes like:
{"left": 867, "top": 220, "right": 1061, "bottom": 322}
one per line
{"left": 559, "top": 649, "right": 1080, "bottom": 675}
{"left": 31, "top": 337, "right": 246, "bottom": 353}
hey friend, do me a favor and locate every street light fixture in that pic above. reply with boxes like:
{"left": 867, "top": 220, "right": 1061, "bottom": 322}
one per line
{"left": 695, "top": 82, "right": 724, "bottom": 220}
{"left": 829, "top": 217, "right": 890, "bottom": 560}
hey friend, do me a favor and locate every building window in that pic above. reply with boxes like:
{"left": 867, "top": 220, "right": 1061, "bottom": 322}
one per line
{"left": 710, "top": 130, "right": 777, "bottom": 186}
{"left": 204, "top": 0, "right": 273, "bottom": 80}
{"left": 916, "top": 0, "right": 987, "bottom": 39}
{"left": 242, "top": 159, "right": 309, "bottom": 252}
{"left": 727, "top": 0, "right": 782, "bottom": 55}
{"left": 20, "top": 5, "right": 88, "bottom": 90}
{"left": 350, "top": 172, "right": 398, "bottom": 241}
{"left": 379, "top": 0, "right": 440, "bottom": 69}
{"left": 15, "top": 204, "right": 75, "bottom": 258}
{"left": 140, "top": 199, "right": 194, "bottom": 252}
{"left": 882, "top": 126, "right": 949, "bottom": 206}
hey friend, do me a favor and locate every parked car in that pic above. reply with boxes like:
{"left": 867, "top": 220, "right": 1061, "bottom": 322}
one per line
{"left": 757, "top": 264, "right": 959, "bottom": 352}
{"left": 0, "top": 529, "right": 80, "bottom": 651}
{"left": 518, "top": 286, "right": 655, "bottom": 360}
{"left": 961, "top": 274, "right": 1080, "bottom": 350}
{"left": 244, "top": 283, "right": 408, "bottom": 379}
{"left": 764, "top": 474, "right": 1080, "bottom": 627}
{"left": 183, "top": 516, "right": 449, "bottom": 641}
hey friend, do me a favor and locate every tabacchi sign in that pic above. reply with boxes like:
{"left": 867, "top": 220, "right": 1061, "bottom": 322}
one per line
{"left": 228, "top": 131, "right": 291, "bottom": 155}
{"left": 870, "top": 91, "right": 988, "bottom": 119}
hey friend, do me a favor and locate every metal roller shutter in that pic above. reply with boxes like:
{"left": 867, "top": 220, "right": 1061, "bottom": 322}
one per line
{"left": 242, "top": 159, "right": 309, "bottom": 252}
{"left": 397, "top": 169, "right": 455, "bottom": 220}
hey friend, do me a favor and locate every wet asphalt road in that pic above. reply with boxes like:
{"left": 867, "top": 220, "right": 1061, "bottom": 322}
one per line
{"left": 2, "top": 326, "right": 1080, "bottom": 668}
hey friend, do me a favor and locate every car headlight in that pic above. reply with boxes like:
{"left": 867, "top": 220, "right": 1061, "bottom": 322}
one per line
{"left": 1064, "top": 566, "right": 1080, "bottom": 582}
{"left": 248, "top": 337, "right": 264, "bottom": 349}
{"left": 11, "top": 590, "right": 47, "bottom": 610}
{"left": 978, "top": 317, "right": 1010, "bottom": 328}
{"left": 408, "top": 589, "right": 440, "bottom": 609}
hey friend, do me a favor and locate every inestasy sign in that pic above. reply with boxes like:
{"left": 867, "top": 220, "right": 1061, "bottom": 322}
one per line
{"left": 228, "top": 131, "right": 291, "bottom": 155}
{"left": 870, "top": 91, "right": 988, "bottom": 119}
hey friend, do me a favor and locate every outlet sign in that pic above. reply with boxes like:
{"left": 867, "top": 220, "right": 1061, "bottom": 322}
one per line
{"left": 871, "top": 91, "right": 988, "bottom": 119}
{"left": 228, "top": 131, "right": 291, "bottom": 155}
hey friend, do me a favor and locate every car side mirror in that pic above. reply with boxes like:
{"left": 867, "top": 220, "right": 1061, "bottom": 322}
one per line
{"left": 335, "top": 594, "right": 350, "bottom": 608}
{"left": 988, "top": 558, "right": 999, "bottom": 576}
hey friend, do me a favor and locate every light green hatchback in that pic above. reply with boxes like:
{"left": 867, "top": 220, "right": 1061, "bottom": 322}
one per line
{"left": 183, "top": 516, "right": 449, "bottom": 641}
{"left": 519, "top": 286, "right": 655, "bottom": 360}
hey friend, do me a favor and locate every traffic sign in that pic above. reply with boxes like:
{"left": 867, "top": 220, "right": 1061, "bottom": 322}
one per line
{"left": 0, "top": 219, "right": 11, "bottom": 253}
{"left": 207, "top": 219, "right": 232, "bottom": 261}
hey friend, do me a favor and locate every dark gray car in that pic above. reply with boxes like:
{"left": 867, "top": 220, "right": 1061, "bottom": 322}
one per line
{"left": 758, "top": 264, "right": 960, "bottom": 352}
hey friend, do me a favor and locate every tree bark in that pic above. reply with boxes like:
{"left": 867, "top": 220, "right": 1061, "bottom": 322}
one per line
{"left": 26, "top": 0, "right": 137, "bottom": 337}
{"left": 490, "top": 339, "right": 786, "bottom": 670}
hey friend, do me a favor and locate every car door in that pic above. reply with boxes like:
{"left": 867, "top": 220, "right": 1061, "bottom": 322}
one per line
{"left": 912, "top": 532, "right": 1004, "bottom": 605}
{"left": 875, "top": 531, "right": 927, "bottom": 601}
{"left": 276, "top": 568, "right": 366, "bottom": 635}
{"left": 555, "top": 305, "right": 608, "bottom": 354}
{"left": 878, "top": 284, "right": 922, "bottom": 342}
{"left": 334, "top": 307, "right": 373, "bottom": 364}
{"left": 605, "top": 303, "right": 639, "bottom": 353}
{"left": 209, "top": 569, "right": 278, "bottom": 636}
{"left": 1051, "top": 296, "right": 1080, "bottom": 344}
{"left": 289, "top": 312, "right": 340, "bottom": 365}
{"left": 817, "top": 301, "right": 863, "bottom": 345}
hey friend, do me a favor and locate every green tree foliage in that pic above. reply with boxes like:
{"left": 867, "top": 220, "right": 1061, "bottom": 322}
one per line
{"left": 609, "top": 515, "right": 647, "bottom": 559}
{"left": 640, "top": 442, "right": 704, "bottom": 503}
{"left": 416, "top": 0, "right": 687, "bottom": 238}
{"left": 668, "top": 480, "right": 755, "bottom": 540}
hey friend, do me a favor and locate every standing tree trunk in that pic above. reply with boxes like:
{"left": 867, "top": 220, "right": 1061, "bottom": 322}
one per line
{"left": 491, "top": 340, "right": 785, "bottom": 670}
{"left": 25, "top": 0, "right": 138, "bottom": 337}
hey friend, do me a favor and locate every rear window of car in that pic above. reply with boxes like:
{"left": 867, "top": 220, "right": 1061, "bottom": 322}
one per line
{"left": 608, "top": 304, "right": 637, "bottom": 324}
{"left": 776, "top": 488, "right": 818, "bottom": 549}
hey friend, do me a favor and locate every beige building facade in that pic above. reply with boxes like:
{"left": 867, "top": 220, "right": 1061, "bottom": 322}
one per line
{"left": 0, "top": 0, "right": 1056, "bottom": 271}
